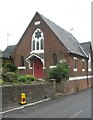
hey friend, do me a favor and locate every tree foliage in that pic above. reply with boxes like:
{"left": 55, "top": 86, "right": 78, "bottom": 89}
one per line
{"left": 48, "top": 63, "right": 70, "bottom": 82}
{"left": 5, "top": 63, "right": 17, "bottom": 72}
{"left": 2, "top": 63, "right": 17, "bottom": 82}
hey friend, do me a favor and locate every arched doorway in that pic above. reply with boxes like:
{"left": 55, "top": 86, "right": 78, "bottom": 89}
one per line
{"left": 33, "top": 58, "right": 43, "bottom": 79}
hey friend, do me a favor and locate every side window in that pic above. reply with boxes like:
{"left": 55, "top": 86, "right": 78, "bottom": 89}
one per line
{"left": 82, "top": 59, "right": 85, "bottom": 69}
{"left": 74, "top": 57, "right": 77, "bottom": 71}
{"left": 82, "top": 61, "right": 85, "bottom": 69}
{"left": 74, "top": 59, "right": 77, "bottom": 69}
{"left": 52, "top": 53, "right": 57, "bottom": 65}
{"left": 20, "top": 56, "right": 24, "bottom": 66}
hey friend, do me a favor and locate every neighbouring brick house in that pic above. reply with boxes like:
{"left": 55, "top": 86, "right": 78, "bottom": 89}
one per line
{"left": 2, "top": 12, "right": 93, "bottom": 84}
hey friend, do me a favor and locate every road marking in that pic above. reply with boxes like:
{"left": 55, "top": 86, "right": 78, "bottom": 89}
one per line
{"left": 0, "top": 98, "right": 51, "bottom": 115}
{"left": 69, "top": 110, "right": 82, "bottom": 118}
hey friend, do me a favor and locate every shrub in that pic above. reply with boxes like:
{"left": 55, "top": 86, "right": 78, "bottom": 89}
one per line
{"left": 2, "top": 72, "right": 7, "bottom": 82}
{"left": 18, "top": 75, "right": 26, "bottom": 82}
{"left": 18, "top": 74, "right": 35, "bottom": 83}
{"left": 5, "top": 63, "right": 17, "bottom": 72}
{"left": 0, "top": 79, "right": 4, "bottom": 85}
{"left": 25, "top": 74, "right": 34, "bottom": 81}
{"left": 24, "top": 79, "right": 32, "bottom": 84}
{"left": 48, "top": 63, "right": 70, "bottom": 82}
{"left": 5, "top": 72, "right": 18, "bottom": 82}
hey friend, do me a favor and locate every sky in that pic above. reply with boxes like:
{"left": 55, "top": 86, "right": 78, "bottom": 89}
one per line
{"left": 0, "top": 0, "right": 92, "bottom": 51}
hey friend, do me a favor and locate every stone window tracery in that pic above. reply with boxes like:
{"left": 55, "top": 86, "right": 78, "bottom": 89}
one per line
{"left": 31, "top": 28, "right": 44, "bottom": 53}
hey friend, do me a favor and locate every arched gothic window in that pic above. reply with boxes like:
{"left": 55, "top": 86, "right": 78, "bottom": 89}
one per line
{"left": 52, "top": 53, "right": 57, "bottom": 65}
{"left": 20, "top": 56, "right": 24, "bottom": 66}
{"left": 31, "top": 28, "right": 44, "bottom": 53}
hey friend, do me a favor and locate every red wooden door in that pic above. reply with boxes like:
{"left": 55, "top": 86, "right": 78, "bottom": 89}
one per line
{"left": 33, "top": 58, "right": 43, "bottom": 79}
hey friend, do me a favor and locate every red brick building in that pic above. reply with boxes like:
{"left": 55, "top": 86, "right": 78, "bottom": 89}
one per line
{"left": 2, "top": 12, "right": 93, "bottom": 83}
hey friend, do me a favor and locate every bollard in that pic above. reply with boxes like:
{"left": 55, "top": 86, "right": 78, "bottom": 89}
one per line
{"left": 19, "top": 93, "right": 27, "bottom": 105}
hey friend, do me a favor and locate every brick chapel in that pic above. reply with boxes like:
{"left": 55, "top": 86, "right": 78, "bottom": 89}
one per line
{"left": 2, "top": 12, "right": 93, "bottom": 82}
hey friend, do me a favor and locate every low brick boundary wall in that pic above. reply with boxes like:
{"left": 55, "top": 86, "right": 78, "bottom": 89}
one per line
{"left": 2, "top": 83, "right": 54, "bottom": 111}
{"left": 2, "top": 78, "right": 92, "bottom": 111}
{"left": 56, "top": 78, "right": 92, "bottom": 94}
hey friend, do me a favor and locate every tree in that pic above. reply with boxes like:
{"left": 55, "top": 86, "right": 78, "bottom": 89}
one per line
{"left": 48, "top": 63, "right": 70, "bottom": 82}
{"left": 2, "top": 63, "right": 18, "bottom": 82}
{"left": 5, "top": 63, "right": 17, "bottom": 72}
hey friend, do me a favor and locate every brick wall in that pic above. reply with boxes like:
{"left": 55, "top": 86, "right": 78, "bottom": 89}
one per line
{"left": 56, "top": 78, "right": 92, "bottom": 94}
{"left": 2, "top": 79, "right": 92, "bottom": 111}
{"left": 2, "top": 83, "right": 54, "bottom": 111}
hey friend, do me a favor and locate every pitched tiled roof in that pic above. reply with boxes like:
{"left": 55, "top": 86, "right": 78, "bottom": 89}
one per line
{"left": 38, "top": 12, "right": 88, "bottom": 58}
{"left": 2, "top": 45, "right": 16, "bottom": 58}
{"left": 80, "top": 42, "right": 91, "bottom": 57}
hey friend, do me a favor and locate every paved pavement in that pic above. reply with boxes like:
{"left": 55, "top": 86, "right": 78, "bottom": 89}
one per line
{"left": 2, "top": 88, "right": 92, "bottom": 118}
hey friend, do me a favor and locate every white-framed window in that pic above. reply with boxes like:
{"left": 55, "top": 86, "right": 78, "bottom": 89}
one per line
{"left": 31, "top": 28, "right": 44, "bottom": 54}
{"left": 74, "top": 57, "right": 77, "bottom": 71}
{"left": 18, "top": 56, "right": 26, "bottom": 70}
{"left": 82, "top": 59, "right": 85, "bottom": 71}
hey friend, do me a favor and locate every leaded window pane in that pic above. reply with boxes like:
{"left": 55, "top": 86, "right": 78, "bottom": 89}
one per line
{"left": 33, "top": 40, "right": 35, "bottom": 50}
{"left": 37, "top": 41, "right": 39, "bottom": 50}
{"left": 41, "top": 39, "right": 44, "bottom": 49}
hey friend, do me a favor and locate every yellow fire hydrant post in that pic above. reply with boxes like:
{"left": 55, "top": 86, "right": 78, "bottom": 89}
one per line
{"left": 19, "top": 93, "right": 27, "bottom": 105}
